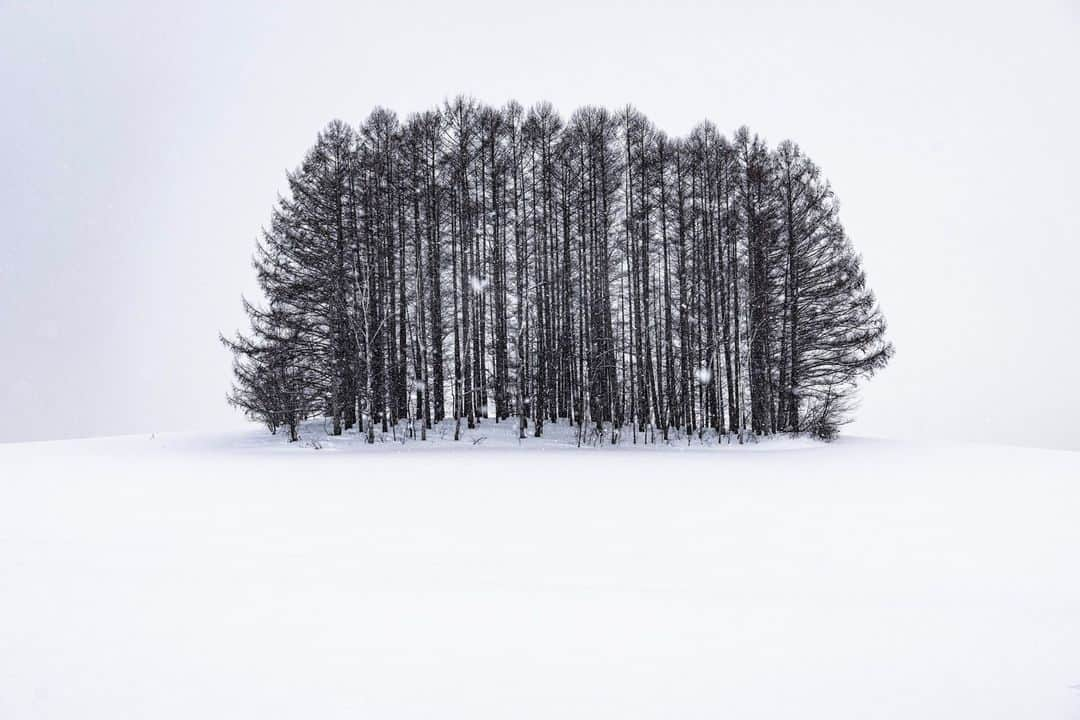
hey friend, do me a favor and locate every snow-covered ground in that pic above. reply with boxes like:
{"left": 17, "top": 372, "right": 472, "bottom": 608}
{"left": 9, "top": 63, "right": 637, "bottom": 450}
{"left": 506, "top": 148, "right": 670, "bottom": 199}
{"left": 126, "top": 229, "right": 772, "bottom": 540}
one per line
{"left": 2, "top": 421, "right": 1078, "bottom": 719}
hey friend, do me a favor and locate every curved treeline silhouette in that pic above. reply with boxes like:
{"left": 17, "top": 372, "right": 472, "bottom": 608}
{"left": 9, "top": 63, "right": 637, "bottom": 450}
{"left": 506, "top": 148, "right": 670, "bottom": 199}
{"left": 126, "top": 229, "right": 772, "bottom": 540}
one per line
{"left": 223, "top": 98, "right": 892, "bottom": 445}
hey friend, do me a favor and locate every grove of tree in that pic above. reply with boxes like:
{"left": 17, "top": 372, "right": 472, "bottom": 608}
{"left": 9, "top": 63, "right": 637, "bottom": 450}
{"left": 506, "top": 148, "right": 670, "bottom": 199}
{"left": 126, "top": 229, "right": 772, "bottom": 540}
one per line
{"left": 223, "top": 99, "right": 893, "bottom": 445}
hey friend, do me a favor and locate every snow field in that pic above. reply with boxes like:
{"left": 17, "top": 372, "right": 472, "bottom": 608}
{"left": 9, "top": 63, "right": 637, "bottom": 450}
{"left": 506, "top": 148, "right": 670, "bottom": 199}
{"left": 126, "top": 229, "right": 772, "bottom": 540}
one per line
{"left": 1, "top": 425, "right": 1078, "bottom": 718}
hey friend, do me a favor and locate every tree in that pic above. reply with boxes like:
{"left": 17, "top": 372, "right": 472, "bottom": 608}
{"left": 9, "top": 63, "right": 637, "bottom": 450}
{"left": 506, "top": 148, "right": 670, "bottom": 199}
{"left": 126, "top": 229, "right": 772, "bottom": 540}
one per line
{"left": 227, "top": 101, "right": 892, "bottom": 444}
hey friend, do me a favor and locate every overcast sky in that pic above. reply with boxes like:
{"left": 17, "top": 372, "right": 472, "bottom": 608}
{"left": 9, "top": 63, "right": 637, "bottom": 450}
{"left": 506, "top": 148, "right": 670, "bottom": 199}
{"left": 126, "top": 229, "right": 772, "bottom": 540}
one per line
{"left": 1, "top": 0, "right": 1077, "bottom": 448}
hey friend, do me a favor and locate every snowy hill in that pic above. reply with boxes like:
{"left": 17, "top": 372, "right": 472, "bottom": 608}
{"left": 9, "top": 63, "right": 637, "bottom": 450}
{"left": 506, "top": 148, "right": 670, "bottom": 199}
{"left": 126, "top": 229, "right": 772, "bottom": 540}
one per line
{"left": 1, "top": 425, "right": 1078, "bottom": 719}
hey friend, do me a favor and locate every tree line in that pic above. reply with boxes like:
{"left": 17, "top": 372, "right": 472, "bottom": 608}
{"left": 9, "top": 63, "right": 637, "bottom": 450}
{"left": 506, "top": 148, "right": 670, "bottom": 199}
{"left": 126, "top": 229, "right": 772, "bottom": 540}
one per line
{"left": 223, "top": 99, "right": 892, "bottom": 445}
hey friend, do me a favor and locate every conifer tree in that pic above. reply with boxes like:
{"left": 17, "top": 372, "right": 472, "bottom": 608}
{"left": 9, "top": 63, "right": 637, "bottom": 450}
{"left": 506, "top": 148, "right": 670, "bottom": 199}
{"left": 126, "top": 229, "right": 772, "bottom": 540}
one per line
{"left": 226, "top": 102, "right": 892, "bottom": 443}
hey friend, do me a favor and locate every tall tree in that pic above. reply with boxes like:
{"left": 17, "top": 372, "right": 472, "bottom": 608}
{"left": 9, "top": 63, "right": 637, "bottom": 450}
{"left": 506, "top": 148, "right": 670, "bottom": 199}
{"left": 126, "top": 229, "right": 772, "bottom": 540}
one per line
{"left": 228, "top": 102, "right": 892, "bottom": 444}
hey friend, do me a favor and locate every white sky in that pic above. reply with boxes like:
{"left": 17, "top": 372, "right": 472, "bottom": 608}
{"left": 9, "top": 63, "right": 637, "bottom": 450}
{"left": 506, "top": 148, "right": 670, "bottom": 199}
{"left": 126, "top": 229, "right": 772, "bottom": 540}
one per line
{"left": 1, "top": 0, "right": 1078, "bottom": 448}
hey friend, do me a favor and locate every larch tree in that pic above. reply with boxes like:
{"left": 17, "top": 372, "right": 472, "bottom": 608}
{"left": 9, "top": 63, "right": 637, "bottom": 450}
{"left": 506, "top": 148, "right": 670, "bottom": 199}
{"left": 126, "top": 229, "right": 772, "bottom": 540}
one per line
{"left": 225, "top": 100, "right": 893, "bottom": 444}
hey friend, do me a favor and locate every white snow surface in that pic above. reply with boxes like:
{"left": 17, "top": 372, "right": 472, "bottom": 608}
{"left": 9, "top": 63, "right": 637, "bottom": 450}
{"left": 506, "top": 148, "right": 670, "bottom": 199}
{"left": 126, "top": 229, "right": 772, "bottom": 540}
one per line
{"left": 2, "top": 420, "right": 1079, "bottom": 719}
